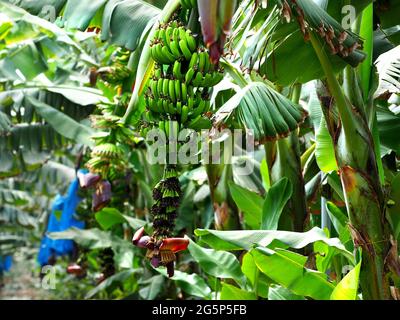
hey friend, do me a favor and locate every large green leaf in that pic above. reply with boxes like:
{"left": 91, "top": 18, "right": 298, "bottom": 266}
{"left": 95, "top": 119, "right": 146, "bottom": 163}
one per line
{"left": 188, "top": 239, "right": 246, "bottom": 287}
{"left": 195, "top": 227, "right": 352, "bottom": 259}
{"left": 95, "top": 207, "right": 145, "bottom": 230}
{"left": 49, "top": 227, "right": 113, "bottom": 248}
{"left": 330, "top": 261, "right": 361, "bottom": 300}
{"left": 376, "top": 104, "right": 400, "bottom": 154}
{"left": 241, "top": 252, "right": 269, "bottom": 298}
{"left": 315, "top": 118, "right": 338, "bottom": 172}
{"left": 245, "top": 0, "right": 366, "bottom": 86}
{"left": 85, "top": 269, "right": 139, "bottom": 299}
{"left": 228, "top": 182, "right": 263, "bottom": 229}
{"left": 268, "top": 284, "right": 306, "bottom": 300}
{"left": 156, "top": 269, "right": 212, "bottom": 299}
{"left": 252, "top": 247, "right": 335, "bottom": 300}
{"left": 26, "top": 96, "right": 94, "bottom": 146}
{"left": 139, "top": 275, "right": 165, "bottom": 300}
{"left": 59, "top": 0, "right": 160, "bottom": 50}
{"left": 261, "top": 177, "right": 292, "bottom": 230}
{"left": 220, "top": 283, "right": 257, "bottom": 300}
{"left": 308, "top": 87, "right": 338, "bottom": 172}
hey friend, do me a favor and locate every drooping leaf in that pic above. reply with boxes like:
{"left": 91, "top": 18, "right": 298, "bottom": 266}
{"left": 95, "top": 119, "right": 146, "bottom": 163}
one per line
{"left": 95, "top": 207, "right": 145, "bottom": 230}
{"left": 48, "top": 227, "right": 113, "bottom": 249}
{"left": 26, "top": 96, "right": 94, "bottom": 146}
{"left": 220, "top": 283, "right": 257, "bottom": 300}
{"left": 228, "top": 182, "right": 263, "bottom": 229}
{"left": 195, "top": 227, "right": 352, "bottom": 260}
{"left": 188, "top": 238, "right": 246, "bottom": 287}
{"left": 156, "top": 269, "right": 212, "bottom": 299}
{"left": 268, "top": 284, "right": 306, "bottom": 300}
{"left": 261, "top": 177, "right": 292, "bottom": 230}
{"left": 330, "top": 261, "right": 361, "bottom": 300}
{"left": 85, "top": 269, "right": 139, "bottom": 299}
{"left": 315, "top": 118, "right": 338, "bottom": 172}
{"left": 252, "top": 247, "right": 335, "bottom": 300}
{"left": 139, "top": 274, "right": 165, "bottom": 300}
{"left": 241, "top": 252, "right": 269, "bottom": 298}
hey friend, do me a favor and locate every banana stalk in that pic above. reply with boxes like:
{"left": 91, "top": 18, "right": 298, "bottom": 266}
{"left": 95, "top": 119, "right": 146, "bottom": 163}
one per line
{"left": 197, "top": 0, "right": 237, "bottom": 63}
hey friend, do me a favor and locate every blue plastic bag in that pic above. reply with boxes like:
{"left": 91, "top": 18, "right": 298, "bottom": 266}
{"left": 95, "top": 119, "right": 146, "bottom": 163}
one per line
{"left": 37, "top": 170, "right": 87, "bottom": 266}
{"left": 0, "top": 255, "right": 13, "bottom": 272}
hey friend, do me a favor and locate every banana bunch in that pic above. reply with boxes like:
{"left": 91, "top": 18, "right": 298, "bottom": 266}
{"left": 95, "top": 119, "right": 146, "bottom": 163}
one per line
{"left": 151, "top": 21, "right": 197, "bottom": 63}
{"left": 84, "top": 99, "right": 134, "bottom": 212}
{"left": 137, "top": 18, "right": 225, "bottom": 277}
{"left": 144, "top": 22, "right": 224, "bottom": 134}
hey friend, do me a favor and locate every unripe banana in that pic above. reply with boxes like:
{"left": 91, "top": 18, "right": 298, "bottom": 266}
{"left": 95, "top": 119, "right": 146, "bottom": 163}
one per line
{"left": 163, "top": 78, "right": 170, "bottom": 97}
{"left": 173, "top": 61, "right": 183, "bottom": 80}
{"left": 185, "top": 68, "right": 195, "bottom": 84}
{"left": 169, "top": 79, "right": 176, "bottom": 102}
{"left": 181, "top": 105, "right": 189, "bottom": 123}
{"left": 204, "top": 73, "right": 213, "bottom": 87}
{"left": 193, "top": 72, "right": 203, "bottom": 87}
{"left": 185, "top": 30, "right": 197, "bottom": 52}
{"left": 162, "top": 46, "right": 176, "bottom": 64}
{"left": 181, "top": 82, "right": 188, "bottom": 102}
{"left": 157, "top": 78, "right": 164, "bottom": 97}
{"left": 189, "top": 52, "right": 199, "bottom": 69}
{"left": 170, "top": 41, "right": 182, "bottom": 59}
{"left": 174, "top": 80, "right": 182, "bottom": 101}
{"left": 198, "top": 51, "right": 206, "bottom": 72}
{"left": 176, "top": 101, "right": 182, "bottom": 115}
{"left": 179, "top": 39, "right": 192, "bottom": 60}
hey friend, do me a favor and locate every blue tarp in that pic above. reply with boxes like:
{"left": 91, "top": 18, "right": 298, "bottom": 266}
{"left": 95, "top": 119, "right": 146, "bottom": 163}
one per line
{"left": 37, "top": 170, "right": 86, "bottom": 266}
{"left": 0, "top": 255, "right": 12, "bottom": 272}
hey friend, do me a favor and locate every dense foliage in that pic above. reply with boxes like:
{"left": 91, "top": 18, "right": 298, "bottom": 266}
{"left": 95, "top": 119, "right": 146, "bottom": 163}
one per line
{"left": 1, "top": 0, "right": 400, "bottom": 300}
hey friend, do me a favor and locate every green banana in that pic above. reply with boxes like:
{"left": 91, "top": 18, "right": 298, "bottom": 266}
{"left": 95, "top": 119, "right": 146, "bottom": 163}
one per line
{"left": 165, "top": 26, "right": 173, "bottom": 48}
{"left": 170, "top": 41, "right": 182, "bottom": 59}
{"left": 169, "top": 78, "right": 176, "bottom": 102}
{"left": 162, "top": 46, "right": 176, "bottom": 64}
{"left": 176, "top": 101, "right": 182, "bottom": 115}
{"left": 156, "top": 100, "right": 164, "bottom": 113}
{"left": 181, "top": 82, "right": 188, "bottom": 102}
{"left": 181, "top": 105, "right": 189, "bottom": 123}
{"left": 189, "top": 52, "right": 199, "bottom": 69}
{"left": 157, "top": 78, "right": 164, "bottom": 97}
{"left": 162, "top": 99, "right": 169, "bottom": 113}
{"left": 185, "top": 30, "right": 197, "bottom": 52}
{"left": 174, "top": 80, "right": 182, "bottom": 101}
{"left": 204, "top": 73, "right": 213, "bottom": 87}
{"left": 185, "top": 67, "right": 195, "bottom": 84}
{"left": 192, "top": 72, "right": 203, "bottom": 87}
{"left": 198, "top": 51, "right": 206, "bottom": 72}
{"left": 163, "top": 78, "right": 170, "bottom": 97}
{"left": 179, "top": 39, "right": 192, "bottom": 60}
{"left": 173, "top": 61, "right": 183, "bottom": 80}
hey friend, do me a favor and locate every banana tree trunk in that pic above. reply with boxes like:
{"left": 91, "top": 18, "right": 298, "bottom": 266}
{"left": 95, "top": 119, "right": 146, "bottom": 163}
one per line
{"left": 316, "top": 80, "right": 393, "bottom": 299}
{"left": 310, "top": 30, "right": 394, "bottom": 297}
